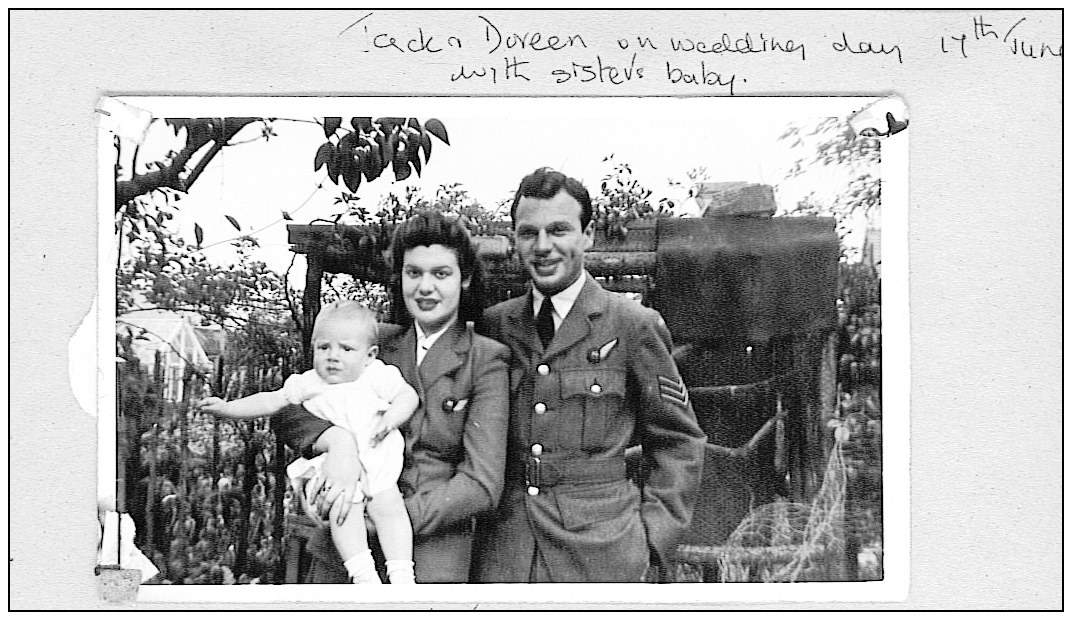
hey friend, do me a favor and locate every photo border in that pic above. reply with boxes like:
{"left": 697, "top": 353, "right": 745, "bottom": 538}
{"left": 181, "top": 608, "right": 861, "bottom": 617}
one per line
{"left": 97, "top": 95, "right": 909, "bottom": 605}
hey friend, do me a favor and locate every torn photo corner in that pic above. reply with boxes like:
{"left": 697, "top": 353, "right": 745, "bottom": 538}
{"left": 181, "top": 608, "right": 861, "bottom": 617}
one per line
{"left": 98, "top": 95, "right": 907, "bottom": 605}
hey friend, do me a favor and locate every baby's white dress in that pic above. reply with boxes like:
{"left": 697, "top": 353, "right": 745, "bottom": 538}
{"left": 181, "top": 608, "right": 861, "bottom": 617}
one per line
{"left": 282, "top": 359, "right": 410, "bottom": 499}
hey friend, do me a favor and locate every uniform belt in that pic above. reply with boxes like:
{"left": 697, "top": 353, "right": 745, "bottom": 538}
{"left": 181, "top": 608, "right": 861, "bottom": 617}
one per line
{"left": 515, "top": 454, "right": 628, "bottom": 492}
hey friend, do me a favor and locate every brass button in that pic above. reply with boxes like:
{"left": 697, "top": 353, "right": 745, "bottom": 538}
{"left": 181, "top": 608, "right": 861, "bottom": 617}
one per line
{"left": 590, "top": 383, "right": 602, "bottom": 394}
{"left": 527, "top": 486, "right": 540, "bottom": 496}
{"left": 531, "top": 443, "right": 543, "bottom": 456}
{"left": 534, "top": 402, "right": 547, "bottom": 414}
{"left": 537, "top": 364, "right": 550, "bottom": 376}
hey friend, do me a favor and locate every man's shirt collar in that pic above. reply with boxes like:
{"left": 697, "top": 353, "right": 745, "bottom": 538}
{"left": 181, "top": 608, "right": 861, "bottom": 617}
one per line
{"left": 532, "top": 271, "right": 586, "bottom": 328}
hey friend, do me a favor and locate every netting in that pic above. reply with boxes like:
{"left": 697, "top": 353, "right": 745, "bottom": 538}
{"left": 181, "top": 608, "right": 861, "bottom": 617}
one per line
{"left": 715, "top": 425, "right": 848, "bottom": 582}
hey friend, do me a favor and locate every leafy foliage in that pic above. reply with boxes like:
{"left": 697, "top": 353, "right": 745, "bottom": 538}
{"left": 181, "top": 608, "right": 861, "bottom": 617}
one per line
{"left": 593, "top": 154, "right": 676, "bottom": 240}
{"left": 314, "top": 116, "right": 451, "bottom": 196}
{"left": 121, "top": 350, "right": 294, "bottom": 585}
{"left": 836, "top": 263, "right": 881, "bottom": 393}
{"left": 321, "top": 273, "right": 391, "bottom": 318}
{"left": 322, "top": 182, "right": 504, "bottom": 251}
{"left": 778, "top": 117, "right": 881, "bottom": 253}
{"left": 833, "top": 263, "right": 882, "bottom": 577}
{"left": 117, "top": 215, "right": 301, "bottom": 337}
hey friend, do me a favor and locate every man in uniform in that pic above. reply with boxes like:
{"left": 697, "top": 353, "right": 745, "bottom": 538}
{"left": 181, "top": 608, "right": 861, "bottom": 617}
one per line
{"left": 472, "top": 167, "right": 707, "bottom": 582}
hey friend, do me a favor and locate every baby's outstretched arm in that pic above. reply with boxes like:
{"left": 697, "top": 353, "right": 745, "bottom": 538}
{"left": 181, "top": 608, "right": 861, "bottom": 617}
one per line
{"left": 371, "top": 382, "right": 419, "bottom": 446}
{"left": 197, "top": 391, "right": 291, "bottom": 420}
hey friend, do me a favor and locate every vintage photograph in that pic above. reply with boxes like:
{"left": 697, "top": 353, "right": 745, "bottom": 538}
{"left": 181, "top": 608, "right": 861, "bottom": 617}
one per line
{"left": 100, "top": 96, "right": 902, "bottom": 599}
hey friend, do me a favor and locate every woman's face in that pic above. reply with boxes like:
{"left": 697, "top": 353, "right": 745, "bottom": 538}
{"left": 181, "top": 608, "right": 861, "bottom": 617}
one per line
{"left": 401, "top": 244, "right": 469, "bottom": 335}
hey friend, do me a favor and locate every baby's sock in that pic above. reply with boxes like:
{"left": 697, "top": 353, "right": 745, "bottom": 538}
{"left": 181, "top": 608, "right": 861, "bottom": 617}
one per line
{"left": 385, "top": 559, "right": 416, "bottom": 584}
{"left": 344, "top": 550, "right": 380, "bottom": 584}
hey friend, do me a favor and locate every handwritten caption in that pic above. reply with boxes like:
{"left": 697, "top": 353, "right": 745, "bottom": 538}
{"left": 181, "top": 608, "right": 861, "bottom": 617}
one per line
{"left": 341, "top": 13, "right": 1061, "bottom": 95}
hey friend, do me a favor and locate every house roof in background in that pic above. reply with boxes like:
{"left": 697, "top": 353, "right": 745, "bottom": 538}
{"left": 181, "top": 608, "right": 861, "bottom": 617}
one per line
{"left": 117, "top": 309, "right": 212, "bottom": 370}
{"left": 193, "top": 325, "right": 227, "bottom": 358}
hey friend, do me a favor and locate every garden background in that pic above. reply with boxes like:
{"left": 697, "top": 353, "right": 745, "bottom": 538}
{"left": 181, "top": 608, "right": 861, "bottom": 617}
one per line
{"left": 109, "top": 97, "right": 884, "bottom": 585}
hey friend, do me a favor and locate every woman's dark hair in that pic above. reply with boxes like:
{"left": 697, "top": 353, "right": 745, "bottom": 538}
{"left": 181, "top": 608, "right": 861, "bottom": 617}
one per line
{"left": 510, "top": 167, "right": 593, "bottom": 229}
{"left": 386, "top": 210, "right": 486, "bottom": 325}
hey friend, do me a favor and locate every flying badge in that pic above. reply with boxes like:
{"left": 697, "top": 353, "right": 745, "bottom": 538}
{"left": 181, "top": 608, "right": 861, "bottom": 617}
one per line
{"left": 442, "top": 398, "right": 469, "bottom": 413}
{"left": 588, "top": 338, "right": 619, "bottom": 363}
{"left": 658, "top": 375, "right": 690, "bottom": 408}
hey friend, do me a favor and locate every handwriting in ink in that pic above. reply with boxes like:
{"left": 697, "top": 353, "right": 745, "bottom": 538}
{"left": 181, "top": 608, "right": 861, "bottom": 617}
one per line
{"left": 944, "top": 15, "right": 1061, "bottom": 60}
{"left": 1009, "top": 38, "right": 1063, "bottom": 58}
{"left": 1000, "top": 15, "right": 1063, "bottom": 59}
{"left": 941, "top": 33, "right": 969, "bottom": 58}
{"left": 616, "top": 36, "right": 658, "bottom": 50}
{"left": 479, "top": 15, "right": 586, "bottom": 54}
{"left": 832, "top": 32, "right": 903, "bottom": 64}
{"left": 372, "top": 28, "right": 451, "bottom": 53}
{"left": 973, "top": 15, "right": 1026, "bottom": 42}
{"left": 551, "top": 53, "right": 644, "bottom": 84}
{"left": 451, "top": 56, "right": 531, "bottom": 84}
{"left": 340, "top": 14, "right": 461, "bottom": 53}
{"left": 665, "top": 61, "right": 740, "bottom": 95}
{"left": 668, "top": 33, "right": 806, "bottom": 61}
{"left": 338, "top": 11, "right": 373, "bottom": 37}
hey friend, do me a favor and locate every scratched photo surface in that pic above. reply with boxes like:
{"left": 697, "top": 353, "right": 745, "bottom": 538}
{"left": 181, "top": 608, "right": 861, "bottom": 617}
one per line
{"left": 104, "top": 96, "right": 897, "bottom": 595}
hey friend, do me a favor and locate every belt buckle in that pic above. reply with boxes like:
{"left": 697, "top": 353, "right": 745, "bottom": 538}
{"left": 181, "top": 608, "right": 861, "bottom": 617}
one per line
{"left": 525, "top": 457, "right": 541, "bottom": 496}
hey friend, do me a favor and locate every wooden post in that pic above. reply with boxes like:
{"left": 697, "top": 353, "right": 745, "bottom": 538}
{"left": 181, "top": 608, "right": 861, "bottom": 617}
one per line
{"left": 115, "top": 362, "right": 127, "bottom": 514}
{"left": 302, "top": 253, "right": 323, "bottom": 371}
{"left": 786, "top": 373, "right": 807, "bottom": 503}
{"left": 271, "top": 414, "right": 288, "bottom": 585}
{"left": 235, "top": 425, "right": 258, "bottom": 579}
{"left": 212, "top": 357, "right": 224, "bottom": 478}
{"left": 178, "top": 366, "right": 191, "bottom": 498}
{"left": 152, "top": 351, "right": 167, "bottom": 553}
{"left": 145, "top": 423, "right": 157, "bottom": 556}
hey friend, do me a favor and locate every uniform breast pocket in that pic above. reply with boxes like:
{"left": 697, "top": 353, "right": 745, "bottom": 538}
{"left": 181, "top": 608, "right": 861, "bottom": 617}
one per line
{"left": 423, "top": 378, "right": 471, "bottom": 460}
{"left": 560, "top": 368, "right": 626, "bottom": 453}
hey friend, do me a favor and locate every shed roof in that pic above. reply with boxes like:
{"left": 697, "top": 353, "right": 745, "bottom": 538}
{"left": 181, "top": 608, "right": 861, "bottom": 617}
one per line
{"left": 117, "top": 309, "right": 211, "bottom": 370}
{"left": 193, "top": 325, "right": 227, "bottom": 358}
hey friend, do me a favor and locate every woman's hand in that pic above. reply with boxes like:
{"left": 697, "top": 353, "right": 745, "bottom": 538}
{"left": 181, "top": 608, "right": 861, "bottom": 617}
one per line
{"left": 369, "top": 411, "right": 393, "bottom": 447}
{"left": 306, "top": 426, "right": 366, "bottom": 526}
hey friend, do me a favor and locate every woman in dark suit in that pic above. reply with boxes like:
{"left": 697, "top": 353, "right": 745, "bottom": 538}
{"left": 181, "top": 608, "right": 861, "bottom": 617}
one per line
{"left": 277, "top": 212, "right": 510, "bottom": 583}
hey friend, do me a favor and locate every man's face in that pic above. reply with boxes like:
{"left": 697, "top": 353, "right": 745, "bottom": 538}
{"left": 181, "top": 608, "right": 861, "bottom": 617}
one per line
{"left": 514, "top": 189, "right": 594, "bottom": 297}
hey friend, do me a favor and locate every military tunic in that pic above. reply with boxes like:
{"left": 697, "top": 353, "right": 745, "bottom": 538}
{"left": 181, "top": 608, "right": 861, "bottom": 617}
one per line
{"left": 472, "top": 273, "right": 707, "bottom": 582}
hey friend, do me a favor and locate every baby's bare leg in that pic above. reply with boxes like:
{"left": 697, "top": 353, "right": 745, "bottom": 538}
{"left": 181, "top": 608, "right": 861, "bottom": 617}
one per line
{"left": 365, "top": 487, "right": 414, "bottom": 583}
{"left": 329, "top": 499, "right": 379, "bottom": 584}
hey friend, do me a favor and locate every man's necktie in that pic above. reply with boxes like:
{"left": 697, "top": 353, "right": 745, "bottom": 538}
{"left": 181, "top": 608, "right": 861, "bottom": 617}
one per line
{"left": 536, "top": 297, "right": 555, "bottom": 349}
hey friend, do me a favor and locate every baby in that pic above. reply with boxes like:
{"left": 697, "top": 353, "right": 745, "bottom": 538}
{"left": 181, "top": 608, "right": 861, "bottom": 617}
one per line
{"left": 199, "top": 300, "right": 419, "bottom": 584}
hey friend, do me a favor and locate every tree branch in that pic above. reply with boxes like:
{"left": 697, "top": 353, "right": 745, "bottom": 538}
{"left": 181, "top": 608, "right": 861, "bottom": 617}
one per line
{"left": 181, "top": 139, "right": 226, "bottom": 193}
{"left": 125, "top": 303, "right": 293, "bottom": 331}
{"left": 114, "top": 118, "right": 259, "bottom": 212}
{"left": 282, "top": 253, "right": 304, "bottom": 336}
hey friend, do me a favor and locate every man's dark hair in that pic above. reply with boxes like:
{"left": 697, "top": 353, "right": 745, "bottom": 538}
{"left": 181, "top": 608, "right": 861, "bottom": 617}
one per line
{"left": 510, "top": 167, "right": 593, "bottom": 230}
{"left": 385, "top": 210, "right": 486, "bottom": 325}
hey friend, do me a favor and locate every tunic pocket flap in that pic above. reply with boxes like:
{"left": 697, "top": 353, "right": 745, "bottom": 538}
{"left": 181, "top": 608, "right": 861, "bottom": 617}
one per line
{"left": 560, "top": 369, "right": 626, "bottom": 399}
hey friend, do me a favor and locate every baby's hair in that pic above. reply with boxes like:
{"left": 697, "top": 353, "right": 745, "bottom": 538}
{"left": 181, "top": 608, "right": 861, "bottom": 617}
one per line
{"left": 312, "top": 300, "right": 379, "bottom": 345}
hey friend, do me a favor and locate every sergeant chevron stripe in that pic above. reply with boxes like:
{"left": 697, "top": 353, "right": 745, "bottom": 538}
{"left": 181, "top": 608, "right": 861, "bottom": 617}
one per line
{"left": 658, "top": 375, "right": 689, "bottom": 408}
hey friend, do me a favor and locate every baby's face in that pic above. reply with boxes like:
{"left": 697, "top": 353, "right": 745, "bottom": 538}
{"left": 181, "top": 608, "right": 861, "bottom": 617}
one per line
{"left": 311, "top": 318, "right": 376, "bottom": 384}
